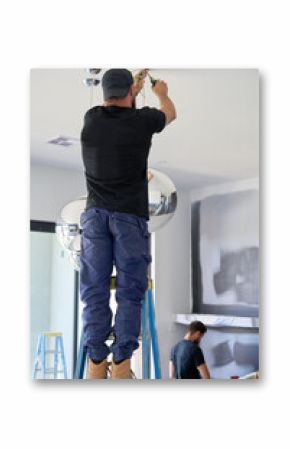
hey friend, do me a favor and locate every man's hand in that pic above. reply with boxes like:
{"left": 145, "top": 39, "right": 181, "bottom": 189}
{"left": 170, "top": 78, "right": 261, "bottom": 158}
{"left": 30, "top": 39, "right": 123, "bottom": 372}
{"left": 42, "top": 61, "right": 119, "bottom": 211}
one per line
{"left": 147, "top": 170, "right": 154, "bottom": 182}
{"left": 151, "top": 80, "right": 168, "bottom": 98}
{"left": 133, "top": 73, "right": 145, "bottom": 97}
{"left": 152, "top": 79, "right": 176, "bottom": 126}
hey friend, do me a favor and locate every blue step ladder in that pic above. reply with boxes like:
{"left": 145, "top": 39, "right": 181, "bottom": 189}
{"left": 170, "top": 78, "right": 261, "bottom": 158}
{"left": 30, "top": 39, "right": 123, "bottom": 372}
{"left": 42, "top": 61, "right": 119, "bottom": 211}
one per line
{"left": 32, "top": 331, "right": 68, "bottom": 379}
{"left": 74, "top": 277, "right": 161, "bottom": 379}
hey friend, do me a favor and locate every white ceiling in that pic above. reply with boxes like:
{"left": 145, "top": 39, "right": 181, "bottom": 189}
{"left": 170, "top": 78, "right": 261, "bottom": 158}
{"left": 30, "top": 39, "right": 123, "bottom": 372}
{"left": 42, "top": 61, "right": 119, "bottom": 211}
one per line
{"left": 31, "top": 68, "right": 259, "bottom": 190}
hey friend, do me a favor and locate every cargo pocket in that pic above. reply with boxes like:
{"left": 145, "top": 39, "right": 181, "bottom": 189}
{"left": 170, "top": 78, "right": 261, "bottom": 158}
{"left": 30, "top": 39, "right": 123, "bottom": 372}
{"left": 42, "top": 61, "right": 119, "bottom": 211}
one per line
{"left": 138, "top": 217, "right": 150, "bottom": 238}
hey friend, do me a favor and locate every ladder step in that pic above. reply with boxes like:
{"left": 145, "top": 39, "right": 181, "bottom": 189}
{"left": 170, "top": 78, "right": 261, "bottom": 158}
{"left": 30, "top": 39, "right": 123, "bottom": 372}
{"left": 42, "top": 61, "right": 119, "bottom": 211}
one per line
{"left": 35, "top": 368, "right": 64, "bottom": 374}
{"left": 41, "top": 332, "right": 62, "bottom": 337}
{"left": 44, "top": 350, "right": 62, "bottom": 354}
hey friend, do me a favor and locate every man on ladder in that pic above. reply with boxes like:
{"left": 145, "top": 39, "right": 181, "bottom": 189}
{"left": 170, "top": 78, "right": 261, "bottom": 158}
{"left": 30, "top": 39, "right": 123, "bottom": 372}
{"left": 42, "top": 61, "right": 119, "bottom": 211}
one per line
{"left": 80, "top": 68, "right": 176, "bottom": 379}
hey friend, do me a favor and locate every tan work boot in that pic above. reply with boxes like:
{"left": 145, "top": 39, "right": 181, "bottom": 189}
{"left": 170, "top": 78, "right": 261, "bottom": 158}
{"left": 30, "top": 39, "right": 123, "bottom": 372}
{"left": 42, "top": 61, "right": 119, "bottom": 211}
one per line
{"left": 86, "top": 358, "right": 110, "bottom": 379}
{"left": 111, "top": 359, "right": 134, "bottom": 379}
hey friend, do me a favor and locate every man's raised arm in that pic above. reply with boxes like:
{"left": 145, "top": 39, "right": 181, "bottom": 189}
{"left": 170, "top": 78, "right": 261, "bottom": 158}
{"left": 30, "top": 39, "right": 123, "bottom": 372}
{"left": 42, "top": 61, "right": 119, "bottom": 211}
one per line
{"left": 152, "top": 80, "right": 177, "bottom": 125}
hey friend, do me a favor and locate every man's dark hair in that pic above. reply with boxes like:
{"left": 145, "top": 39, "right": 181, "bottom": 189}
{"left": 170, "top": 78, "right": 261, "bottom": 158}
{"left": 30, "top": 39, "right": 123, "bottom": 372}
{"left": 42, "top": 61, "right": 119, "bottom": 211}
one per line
{"left": 188, "top": 320, "right": 207, "bottom": 334}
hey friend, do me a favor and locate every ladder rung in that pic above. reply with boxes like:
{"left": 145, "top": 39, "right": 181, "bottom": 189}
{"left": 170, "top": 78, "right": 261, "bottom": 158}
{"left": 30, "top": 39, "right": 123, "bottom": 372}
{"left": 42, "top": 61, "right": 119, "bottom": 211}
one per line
{"left": 44, "top": 350, "right": 62, "bottom": 354}
{"left": 41, "top": 332, "right": 62, "bottom": 337}
{"left": 35, "top": 368, "right": 64, "bottom": 373}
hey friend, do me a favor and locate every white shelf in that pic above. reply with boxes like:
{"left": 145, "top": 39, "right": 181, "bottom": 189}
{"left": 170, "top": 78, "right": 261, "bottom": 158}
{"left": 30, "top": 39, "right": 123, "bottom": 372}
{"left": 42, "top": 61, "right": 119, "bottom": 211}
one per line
{"left": 175, "top": 313, "right": 259, "bottom": 329}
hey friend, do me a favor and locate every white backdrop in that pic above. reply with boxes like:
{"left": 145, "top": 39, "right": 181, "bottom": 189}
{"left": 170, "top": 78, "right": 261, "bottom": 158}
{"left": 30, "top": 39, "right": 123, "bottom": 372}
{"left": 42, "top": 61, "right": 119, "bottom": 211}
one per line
{"left": 1, "top": 2, "right": 290, "bottom": 449}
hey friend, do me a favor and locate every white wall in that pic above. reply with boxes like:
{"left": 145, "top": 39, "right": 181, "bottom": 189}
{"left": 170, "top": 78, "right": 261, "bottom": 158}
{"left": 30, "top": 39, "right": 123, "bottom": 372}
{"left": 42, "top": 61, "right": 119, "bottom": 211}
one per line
{"left": 154, "top": 189, "right": 191, "bottom": 379}
{"left": 30, "top": 162, "right": 86, "bottom": 221}
{"left": 190, "top": 177, "right": 259, "bottom": 203}
{"left": 30, "top": 232, "right": 53, "bottom": 366}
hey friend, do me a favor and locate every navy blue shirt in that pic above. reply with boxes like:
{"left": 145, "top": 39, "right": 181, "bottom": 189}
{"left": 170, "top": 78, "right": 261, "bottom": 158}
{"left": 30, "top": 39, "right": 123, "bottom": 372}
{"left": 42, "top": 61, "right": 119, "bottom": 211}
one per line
{"left": 81, "top": 105, "right": 166, "bottom": 220}
{"left": 170, "top": 340, "right": 205, "bottom": 379}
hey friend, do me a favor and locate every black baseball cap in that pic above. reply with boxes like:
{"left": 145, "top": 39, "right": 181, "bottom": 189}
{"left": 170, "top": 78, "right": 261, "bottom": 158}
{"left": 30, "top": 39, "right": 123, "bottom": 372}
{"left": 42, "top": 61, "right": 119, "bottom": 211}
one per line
{"left": 102, "top": 69, "right": 134, "bottom": 101}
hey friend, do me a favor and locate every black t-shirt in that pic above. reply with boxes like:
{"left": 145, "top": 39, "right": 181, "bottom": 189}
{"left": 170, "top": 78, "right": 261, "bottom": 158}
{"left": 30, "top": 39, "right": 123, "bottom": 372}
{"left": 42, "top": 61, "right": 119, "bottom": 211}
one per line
{"left": 80, "top": 105, "right": 166, "bottom": 220}
{"left": 170, "top": 340, "right": 205, "bottom": 379}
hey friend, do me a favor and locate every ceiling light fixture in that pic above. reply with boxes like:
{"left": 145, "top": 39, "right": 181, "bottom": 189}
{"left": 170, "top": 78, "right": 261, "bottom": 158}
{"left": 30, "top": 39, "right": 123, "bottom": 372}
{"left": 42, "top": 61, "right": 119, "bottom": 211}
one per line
{"left": 83, "top": 78, "right": 100, "bottom": 87}
{"left": 86, "top": 68, "right": 101, "bottom": 75}
{"left": 83, "top": 68, "right": 102, "bottom": 88}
